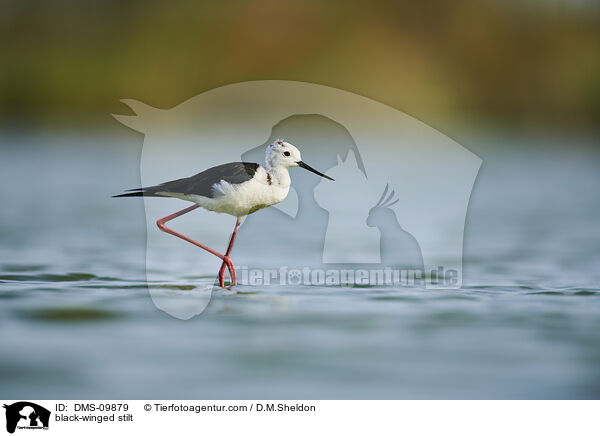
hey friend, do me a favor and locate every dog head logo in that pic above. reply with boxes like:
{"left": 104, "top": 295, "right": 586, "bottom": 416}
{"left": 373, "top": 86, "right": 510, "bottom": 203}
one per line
{"left": 3, "top": 402, "right": 50, "bottom": 434}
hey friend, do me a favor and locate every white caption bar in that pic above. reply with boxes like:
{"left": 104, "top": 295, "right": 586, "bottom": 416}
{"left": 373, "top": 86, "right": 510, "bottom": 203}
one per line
{"left": 1, "top": 400, "right": 597, "bottom": 435}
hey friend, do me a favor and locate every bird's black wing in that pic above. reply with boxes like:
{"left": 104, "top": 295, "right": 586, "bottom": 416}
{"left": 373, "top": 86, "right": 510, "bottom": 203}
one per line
{"left": 113, "top": 162, "right": 260, "bottom": 198}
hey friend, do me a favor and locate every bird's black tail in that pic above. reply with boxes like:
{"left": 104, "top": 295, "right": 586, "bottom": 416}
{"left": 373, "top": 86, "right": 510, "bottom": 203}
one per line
{"left": 112, "top": 187, "right": 160, "bottom": 198}
{"left": 112, "top": 191, "right": 144, "bottom": 198}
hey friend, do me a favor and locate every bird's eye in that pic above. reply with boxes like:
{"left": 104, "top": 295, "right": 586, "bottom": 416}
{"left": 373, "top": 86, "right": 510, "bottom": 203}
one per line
{"left": 283, "top": 151, "right": 291, "bottom": 157}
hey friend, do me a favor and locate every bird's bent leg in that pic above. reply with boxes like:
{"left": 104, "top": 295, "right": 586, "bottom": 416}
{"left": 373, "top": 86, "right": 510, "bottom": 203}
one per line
{"left": 218, "top": 217, "right": 242, "bottom": 286}
{"left": 218, "top": 257, "right": 236, "bottom": 288}
{"left": 156, "top": 204, "right": 234, "bottom": 287}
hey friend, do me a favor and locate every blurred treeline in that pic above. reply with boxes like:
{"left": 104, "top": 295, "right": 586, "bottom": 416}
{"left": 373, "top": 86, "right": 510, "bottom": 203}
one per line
{"left": 1, "top": 0, "right": 599, "bottom": 134}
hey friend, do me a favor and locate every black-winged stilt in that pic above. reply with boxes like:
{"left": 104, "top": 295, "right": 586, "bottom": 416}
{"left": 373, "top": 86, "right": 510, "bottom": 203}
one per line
{"left": 114, "top": 139, "right": 334, "bottom": 288}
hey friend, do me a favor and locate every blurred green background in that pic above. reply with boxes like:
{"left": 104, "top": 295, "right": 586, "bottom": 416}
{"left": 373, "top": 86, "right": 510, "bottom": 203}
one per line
{"left": 1, "top": 0, "right": 599, "bottom": 136}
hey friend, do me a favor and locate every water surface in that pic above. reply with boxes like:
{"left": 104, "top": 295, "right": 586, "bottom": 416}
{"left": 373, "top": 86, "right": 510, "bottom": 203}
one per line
{"left": 1, "top": 133, "right": 599, "bottom": 398}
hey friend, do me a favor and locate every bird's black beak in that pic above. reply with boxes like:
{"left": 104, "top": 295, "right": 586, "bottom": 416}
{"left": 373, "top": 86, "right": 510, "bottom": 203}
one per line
{"left": 297, "top": 161, "right": 335, "bottom": 181}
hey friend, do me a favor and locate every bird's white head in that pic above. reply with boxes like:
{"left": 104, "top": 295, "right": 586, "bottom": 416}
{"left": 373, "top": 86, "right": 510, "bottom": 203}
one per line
{"left": 266, "top": 139, "right": 302, "bottom": 170}
{"left": 265, "top": 139, "right": 335, "bottom": 181}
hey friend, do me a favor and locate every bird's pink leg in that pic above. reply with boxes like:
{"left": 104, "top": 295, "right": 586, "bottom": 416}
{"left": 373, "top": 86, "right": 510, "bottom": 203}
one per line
{"left": 156, "top": 204, "right": 235, "bottom": 288}
{"left": 218, "top": 217, "right": 242, "bottom": 286}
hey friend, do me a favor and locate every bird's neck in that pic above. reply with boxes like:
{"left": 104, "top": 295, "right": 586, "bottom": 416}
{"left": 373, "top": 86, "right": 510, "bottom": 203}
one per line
{"left": 266, "top": 164, "right": 291, "bottom": 188}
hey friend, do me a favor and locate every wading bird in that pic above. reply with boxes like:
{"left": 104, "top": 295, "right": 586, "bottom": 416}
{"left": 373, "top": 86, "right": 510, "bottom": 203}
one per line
{"left": 114, "top": 140, "right": 334, "bottom": 287}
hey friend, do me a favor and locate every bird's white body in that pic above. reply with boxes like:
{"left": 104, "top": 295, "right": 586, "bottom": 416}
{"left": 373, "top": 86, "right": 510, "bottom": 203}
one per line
{"left": 157, "top": 140, "right": 298, "bottom": 217}
{"left": 168, "top": 165, "right": 291, "bottom": 217}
